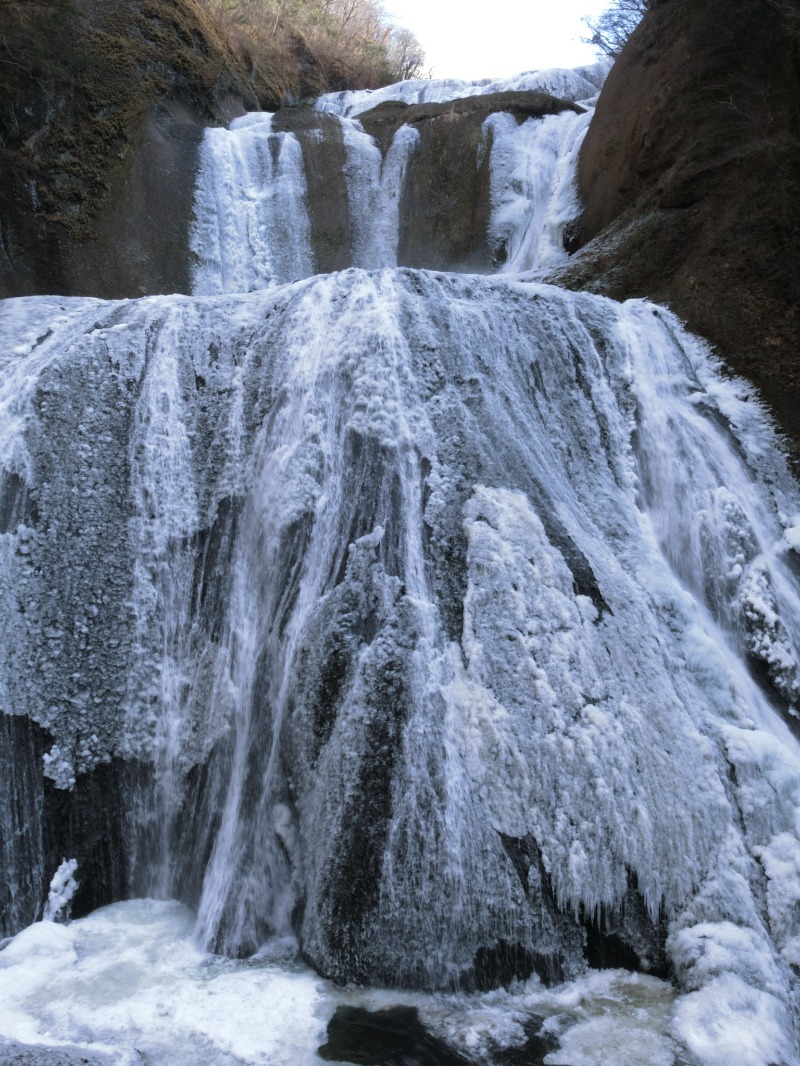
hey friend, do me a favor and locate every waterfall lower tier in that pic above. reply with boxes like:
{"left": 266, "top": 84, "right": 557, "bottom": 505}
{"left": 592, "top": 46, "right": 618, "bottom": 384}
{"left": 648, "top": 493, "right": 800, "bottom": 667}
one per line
{"left": 1, "top": 271, "right": 799, "bottom": 1054}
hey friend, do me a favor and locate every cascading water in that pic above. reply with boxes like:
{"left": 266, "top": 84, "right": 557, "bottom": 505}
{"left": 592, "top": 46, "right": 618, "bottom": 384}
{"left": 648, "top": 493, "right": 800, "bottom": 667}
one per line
{"left": 190, "top": 67, "right": 595, "bottom": 291}
{"left": 314, "top": 61, "right": 609, "bottom": 117}
{"left": 484, "top": 108, "right": 591, "bottom": 271}
{"left": 339, "top": 118, "right": 420, "bottom": 269}
{"left": 191, "top": 113, "right": 314, "bottom": 293}
{"left": 1, "top": 66, "right": 800, "bottom": 1066}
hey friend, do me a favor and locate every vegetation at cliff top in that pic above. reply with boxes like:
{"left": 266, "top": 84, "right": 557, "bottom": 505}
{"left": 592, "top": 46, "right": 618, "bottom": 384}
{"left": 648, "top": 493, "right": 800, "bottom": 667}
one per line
{"left": 583, "top": 0, "right": 648, "bottom": 58}
{"left": 0, "top": 0, "right": 424, "bottom": 112}
{"left": 197, "top": 0, "right": 426, "bottom": 97}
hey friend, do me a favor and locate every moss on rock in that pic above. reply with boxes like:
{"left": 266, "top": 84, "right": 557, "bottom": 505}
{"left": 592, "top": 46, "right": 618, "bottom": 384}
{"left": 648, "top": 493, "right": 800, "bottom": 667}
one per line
{"left": 0, "top": 0, "right": 259, "bottom": 295}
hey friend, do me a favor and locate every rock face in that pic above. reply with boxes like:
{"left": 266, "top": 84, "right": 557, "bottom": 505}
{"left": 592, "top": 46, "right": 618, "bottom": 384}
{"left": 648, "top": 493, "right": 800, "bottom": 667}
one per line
{"left": 0, "top": 710, "right": 129, "bottom": 937}
{"left": 272, "top": 110, "right": 354, "bottom": 274}
{"left": 269, "top": 92, "right": 582, "bottom": 278}
{"left": 359, "top": 93, "right": 583, "bottom": 271}
{"left": 318, "top": 1005, "right": 478, "bottom": 1065}
{"left": 0, "top": 0, "right": 256, "bottom": 299}
{"left": 561, "top": 0, "right": 800, "bottom": 462}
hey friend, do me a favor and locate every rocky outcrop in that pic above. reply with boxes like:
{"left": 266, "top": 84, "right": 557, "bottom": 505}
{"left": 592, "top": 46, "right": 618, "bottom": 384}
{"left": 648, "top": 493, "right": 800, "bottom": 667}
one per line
{"left": 555, "top": 0, "right": 800, "bottom": 463}
{"left": 0, "top": 707, "right": 131, "bottom": 936}
{"left": 362, "top": 92, "right": 582, "bottom": 270}
{"left": 0, "top": 0, "right": 256, "bottom": 299}
{"left": 318, "top": 1006, "right": 479, "bottom": 1065}
{"left": 272, "top": 92, "right": 581, "bottom": 277}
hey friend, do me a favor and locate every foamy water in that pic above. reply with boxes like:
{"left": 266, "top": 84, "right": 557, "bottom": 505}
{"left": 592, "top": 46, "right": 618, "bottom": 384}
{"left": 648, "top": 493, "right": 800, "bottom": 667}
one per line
{"left": 0, "top": 900, "right": 683, "bottom": 1066}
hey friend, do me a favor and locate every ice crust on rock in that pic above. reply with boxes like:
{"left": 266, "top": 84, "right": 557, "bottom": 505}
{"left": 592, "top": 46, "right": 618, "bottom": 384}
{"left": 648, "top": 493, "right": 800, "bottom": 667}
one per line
{"left": 1, "top": 272, "right": 800, "bottom": 1063}
{"left": 315, "top": 63, "right": 610, "bottom": 118}
{"left": 42, "top": 859, "right": 79, "bottom": 922}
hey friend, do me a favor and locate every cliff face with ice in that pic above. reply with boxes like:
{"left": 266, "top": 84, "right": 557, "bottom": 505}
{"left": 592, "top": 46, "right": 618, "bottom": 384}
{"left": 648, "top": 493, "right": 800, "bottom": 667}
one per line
{"left": 190, "top": 88, "right": 590, "bottom": 293}
{"left": 0, "top": 62, "right": 606, "bottom": 946}
{"left": 562, "top": 0, "right": 800, "bottom": 464}
{"left": 0, "top": 6, "right": 598, "bottom": 305}
{"left": 2, "top": 53, "right": 800, "bottom": 1062}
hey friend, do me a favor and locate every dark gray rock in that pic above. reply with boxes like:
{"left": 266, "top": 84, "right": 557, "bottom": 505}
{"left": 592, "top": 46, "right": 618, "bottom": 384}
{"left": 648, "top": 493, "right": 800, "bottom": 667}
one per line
{"left": 318, "top": 1005, "right": 478, "bottom": 1066}
{"left": 359, "top": 92, "right": 581, "bottom": 272}
{"left": 0, "top": 1039, "right": 112, "bottom": 1065}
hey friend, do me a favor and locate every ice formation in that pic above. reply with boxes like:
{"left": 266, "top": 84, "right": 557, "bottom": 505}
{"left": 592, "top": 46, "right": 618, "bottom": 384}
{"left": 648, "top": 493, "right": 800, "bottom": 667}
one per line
{"left": 42, "top": 859, "right": 79, "bottom": 923}
{"left": 190, "top": 69, "right": 595, "bottom": 291}
{"left": 315, "top": 62, "right": 610, "bottom": 118}
{"left": 1, "top": 64, "right": 799, "bottom": 1066}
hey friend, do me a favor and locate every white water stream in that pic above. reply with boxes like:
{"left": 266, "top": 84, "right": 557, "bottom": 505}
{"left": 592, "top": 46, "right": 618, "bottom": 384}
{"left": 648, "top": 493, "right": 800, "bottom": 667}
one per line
{"left": 0, "top": 899, "right": 683, "bottom": 1066}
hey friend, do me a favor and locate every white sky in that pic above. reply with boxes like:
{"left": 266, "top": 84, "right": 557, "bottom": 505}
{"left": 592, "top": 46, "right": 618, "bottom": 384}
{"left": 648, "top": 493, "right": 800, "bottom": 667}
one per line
{"left": 384, "top": 0, "right": 612, "bottom": 80}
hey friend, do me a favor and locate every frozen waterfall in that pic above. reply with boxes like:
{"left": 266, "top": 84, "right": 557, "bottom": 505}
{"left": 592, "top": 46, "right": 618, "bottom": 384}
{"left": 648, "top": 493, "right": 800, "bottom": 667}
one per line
{"left": 1, "top": 66, "right": 800, "bottom": 1066}
{"left": 190, "top": 67, "right": 593, "bottom": 291}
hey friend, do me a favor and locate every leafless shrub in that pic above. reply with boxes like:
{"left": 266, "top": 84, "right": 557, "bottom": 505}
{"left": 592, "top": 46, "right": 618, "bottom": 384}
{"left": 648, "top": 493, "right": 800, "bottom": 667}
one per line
{"left": 198, "top": 0, "right": 425, "bottom": 100}
{"left": 582, "top": 0, "right": 649, "bottom": 59}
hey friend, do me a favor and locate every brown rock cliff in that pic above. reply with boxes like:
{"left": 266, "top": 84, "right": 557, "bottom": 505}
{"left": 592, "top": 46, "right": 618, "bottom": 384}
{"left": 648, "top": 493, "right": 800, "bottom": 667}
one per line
{"left": 0, "top": 0, "right": 257, "bottom": 298}
{"left": 556, "top": 0, "right": 800, "bottom": 462}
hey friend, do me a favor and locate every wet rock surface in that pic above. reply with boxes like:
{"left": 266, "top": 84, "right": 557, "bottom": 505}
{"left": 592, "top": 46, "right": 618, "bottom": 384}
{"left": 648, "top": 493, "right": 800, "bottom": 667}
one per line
{"left": 359, "top": 92, "right": 580, "bottom": 272}
{"left": 273, "top": 109, "right": 353, "bottom": 274}
{"left": 317, "top": 1006, "right": 567, "bottom": 1066}
{"left": 1, "top": 707, "right": 130, "bottom": 936}
{"left": 0, "top": 714, "right": 46, "bottom": 937}
{"left": 318, "top": 1006, "right": 478, "bottom": 1066}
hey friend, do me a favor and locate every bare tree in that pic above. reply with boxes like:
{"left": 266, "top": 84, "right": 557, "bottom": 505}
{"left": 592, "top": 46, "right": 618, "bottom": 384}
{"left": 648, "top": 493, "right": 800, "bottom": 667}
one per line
{"left": 385, "top": 25, "right": 425, "bottom": 81}
{"left": 582, "top": 0, "right": 649, "bottom": 59}
{"left": 197, "top": 0, "right": 425, "bottom": 92}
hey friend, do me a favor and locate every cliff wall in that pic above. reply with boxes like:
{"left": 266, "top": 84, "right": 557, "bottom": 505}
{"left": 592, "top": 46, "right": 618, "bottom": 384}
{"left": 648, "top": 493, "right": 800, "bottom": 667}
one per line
{"left": 0, "top": 0, "right": 257, "bottom": 298}
{"left": 560, "top": 0, "right": 800, "bottom": 462}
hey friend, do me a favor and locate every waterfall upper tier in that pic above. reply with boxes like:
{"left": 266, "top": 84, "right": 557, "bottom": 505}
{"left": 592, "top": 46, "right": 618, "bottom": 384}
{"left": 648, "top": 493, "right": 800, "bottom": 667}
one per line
{"left": 314, "top": 63, "right": 609, "bottom": 118}
{"left": 191, "top": 87, "right": 590, "bottom": 292}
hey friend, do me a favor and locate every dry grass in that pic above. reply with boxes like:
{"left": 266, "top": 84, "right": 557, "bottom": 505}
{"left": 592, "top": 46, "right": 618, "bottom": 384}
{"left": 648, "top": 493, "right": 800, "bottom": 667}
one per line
{"left": 197, "top": 0, "right": 425, "bottom": 101}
